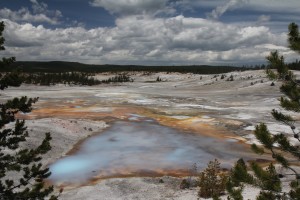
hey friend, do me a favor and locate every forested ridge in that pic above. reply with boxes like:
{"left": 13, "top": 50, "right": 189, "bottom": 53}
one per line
{"left": 6, "top": 61, "right": 264, "bottom": 74}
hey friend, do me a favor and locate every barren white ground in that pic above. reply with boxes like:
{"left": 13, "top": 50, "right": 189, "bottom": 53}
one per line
{"left": 2, "top": 70, "right": 299, "bottom": 199}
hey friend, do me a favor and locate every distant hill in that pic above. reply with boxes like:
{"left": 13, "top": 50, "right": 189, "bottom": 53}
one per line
{"left": 7, "top": 61, "right": 256, "bottom": 74}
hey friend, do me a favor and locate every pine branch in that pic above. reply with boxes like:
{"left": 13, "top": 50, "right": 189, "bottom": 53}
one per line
{"left": 271, "top": 109, "right": 294, "bottom": 126}
{"left": 0, "top": 20, "right": 56, "bottom": 200}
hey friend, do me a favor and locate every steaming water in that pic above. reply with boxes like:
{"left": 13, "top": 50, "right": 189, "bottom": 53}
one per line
{"left": 49, "top": 118, "right": 247, "bottom": 184}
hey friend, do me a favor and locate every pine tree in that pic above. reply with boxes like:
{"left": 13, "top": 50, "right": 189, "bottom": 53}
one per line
{"left": 227, "top": 22, "right": 300, "bottom": 200}
{"left": 198, "top": 159, "right": 227, "bottom": 199}
{"left": 0, "top": 21, "right": 58, "bottom": 199}
{"left": 226, "top": 159, "right": 252, "bottom": 200}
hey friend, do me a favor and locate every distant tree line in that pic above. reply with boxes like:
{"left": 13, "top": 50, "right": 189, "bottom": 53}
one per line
{"left": 24, "top": 72, "right": 100, "bottom": 86}
{"left": 264, "top": 59, "right": 300, "bottom": 71}
{"left": 24, "top": 72, "right": 133, "bottom": 86}
{"left": 101, "top": 74, "right": 133, "bottom": 83}
{"left": 6, "top": 61, "right": 269, "bottom": 74}
{"left": 287, "top": 59, "right": 300, "bottom": 70}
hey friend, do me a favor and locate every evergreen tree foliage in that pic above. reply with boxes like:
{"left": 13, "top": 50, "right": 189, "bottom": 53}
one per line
{"left": 198, "top": 159, "right": 227, "bottom": 199}
{"left": 288, "top": 23, "right": 300, "bottom": 54}
{"left": 228, "top": 159, "right": 254, "bottom": 187}
{"left": 102, "top": 74, "right": 133, "bottom": 84}
{"left": 25, "top": 72, "right": 101, "bottom": 86}
{"left": 266, "top": 51, "right": 288, "bottom": 80}
{"left": 226, "top": 159, "right": 248, "bottom": 200}
{"left": 0, "top": 21, "right": 58, "bottom": 199}
{"left": 8, "top": 61, "right": 256, "bottom": 74}
{"left": 228, "top": 160, "right": 284, "bottom": 199}
{"left": 24, "top": 72, "right": 133, "bottom": 86}
{"left": 227, "top": 22, "right": 300, "bottom": 200}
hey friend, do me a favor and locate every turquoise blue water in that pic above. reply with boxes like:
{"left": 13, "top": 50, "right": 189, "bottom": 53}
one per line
{"left": 49, "top": 119, "right": 247, "bottom": 184}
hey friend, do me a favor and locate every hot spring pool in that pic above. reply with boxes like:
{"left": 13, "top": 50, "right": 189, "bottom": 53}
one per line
{"left": 49, "top": 119, "right": 248, "bottom": 185}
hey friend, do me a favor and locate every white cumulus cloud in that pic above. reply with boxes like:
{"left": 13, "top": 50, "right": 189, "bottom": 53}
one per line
{"left": 89, "top": 0, "right": 174, "bottom": 16}
{"left": 0, "top": 0, "right": 62, "bottom": 25}
{"left": 207, "top": 0, "right": 249, "bottom": 20}
{"left": 1, "top": 16, "right": 296, "bottom": 65}
{"left": 178, "top": 0, "right": 300, "bottom": 13}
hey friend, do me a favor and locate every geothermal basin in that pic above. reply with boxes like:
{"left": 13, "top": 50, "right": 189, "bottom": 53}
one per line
{"left": 3, "top": 70, "right": 288, "bottom": 199}
{"left": 49, "top": 115, "right": 250, "bottom": 185}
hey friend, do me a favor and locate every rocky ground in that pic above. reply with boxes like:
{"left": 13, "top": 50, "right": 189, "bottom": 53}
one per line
{"left": 1, "top": 70, "right": 299, "bottom": 199}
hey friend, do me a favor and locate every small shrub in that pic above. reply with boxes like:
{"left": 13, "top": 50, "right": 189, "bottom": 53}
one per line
{"left": 227, "top": 75, "right": 234, "bottom": 81}
{"left": 180, "top": 179, "right": 190, "bottom": 189}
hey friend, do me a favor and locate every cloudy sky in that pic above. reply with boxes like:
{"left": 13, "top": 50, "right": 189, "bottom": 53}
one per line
{"left": 0, "top": 0, "right": 299, "bottom": 65}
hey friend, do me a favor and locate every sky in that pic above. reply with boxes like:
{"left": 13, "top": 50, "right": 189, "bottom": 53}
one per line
{"left": 0, "top": 0, "right": 299, "bottom": 66}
